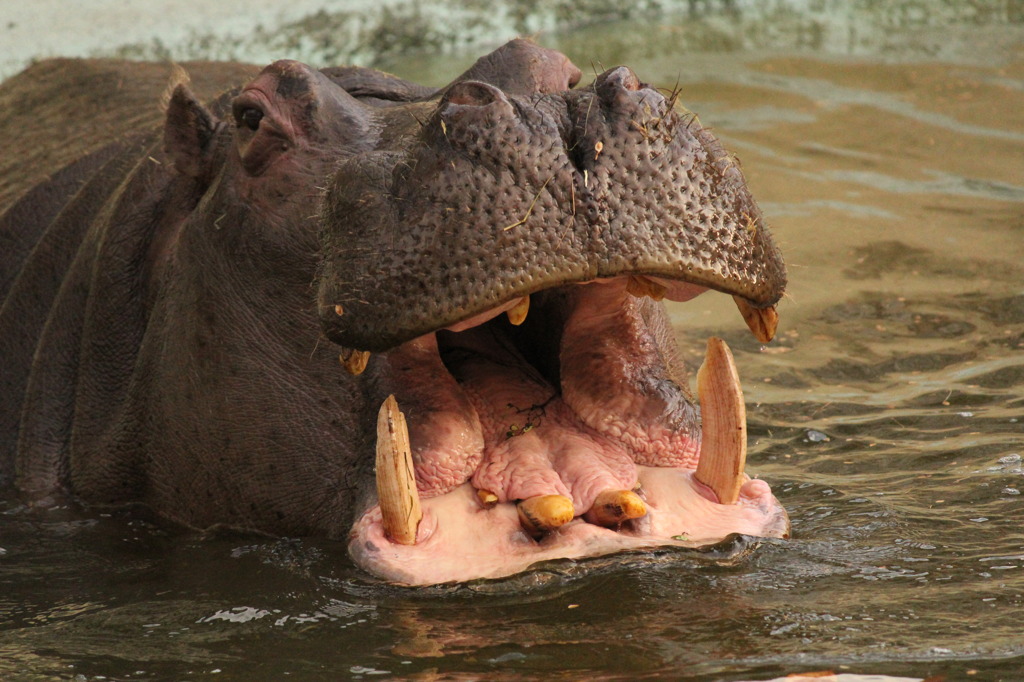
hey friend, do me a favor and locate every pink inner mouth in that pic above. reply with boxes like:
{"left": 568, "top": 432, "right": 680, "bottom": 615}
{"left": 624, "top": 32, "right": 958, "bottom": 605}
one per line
{"left": 348, "top": 278, "right": 789, "bottom": 585}
{"left": 351, "top": 470, "right": 782, "bottom": 586}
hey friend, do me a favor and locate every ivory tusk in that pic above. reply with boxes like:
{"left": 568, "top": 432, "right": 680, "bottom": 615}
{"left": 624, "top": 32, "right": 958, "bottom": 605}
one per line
{"left": 694, "top": 337, "right": 747, "bottom": 505}
{"left": 733, "top": 296, "right": 778, "bottom": 343}
{"left": 506, "top": 295, "right": 530, "bottom": 326}
{"left": 340, "top": 349, "right": 371, "bottom": 375}
{"left": 376, "top": 395, "right": 422, "bottom": 545}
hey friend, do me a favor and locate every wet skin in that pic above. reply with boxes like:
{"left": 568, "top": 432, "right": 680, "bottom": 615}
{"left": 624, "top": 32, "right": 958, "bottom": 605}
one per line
{"left": 0, "top": 39, "right": 787, "bottom": 584}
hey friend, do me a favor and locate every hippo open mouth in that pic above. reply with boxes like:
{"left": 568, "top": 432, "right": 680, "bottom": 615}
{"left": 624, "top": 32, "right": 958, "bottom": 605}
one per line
{"left": 344, "top": 281, "right": 788, "bottom": 585}
{"left": 314, "top": 47, "right": 789, "bottom": 584}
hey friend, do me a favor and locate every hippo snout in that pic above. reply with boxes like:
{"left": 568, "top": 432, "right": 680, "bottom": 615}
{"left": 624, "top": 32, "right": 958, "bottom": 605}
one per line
{"left": 317, "top": 59, "right": 784, "bottom": 353}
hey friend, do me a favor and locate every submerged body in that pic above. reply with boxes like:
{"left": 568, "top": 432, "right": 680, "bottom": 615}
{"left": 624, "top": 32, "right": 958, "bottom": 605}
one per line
{"left": 0, "top": 40, "right": 787, "bottom": 584}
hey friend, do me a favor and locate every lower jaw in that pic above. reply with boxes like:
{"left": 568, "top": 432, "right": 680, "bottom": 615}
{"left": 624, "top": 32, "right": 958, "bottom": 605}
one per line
{"left": 349, "top": 465, "right": 789, "bottom": 586}
{"left": 344, "top": 278, "right": 787, "bottom": 584}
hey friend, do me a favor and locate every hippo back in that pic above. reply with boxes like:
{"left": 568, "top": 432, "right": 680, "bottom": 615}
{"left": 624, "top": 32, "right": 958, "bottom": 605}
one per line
{"left": 0, "top": 59, "right": 256, "bottom": 488}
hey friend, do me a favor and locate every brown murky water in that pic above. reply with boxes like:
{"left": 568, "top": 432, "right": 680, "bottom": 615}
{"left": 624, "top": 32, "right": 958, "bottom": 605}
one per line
{"left": 2, "top": 4, "right": 1023, "bottom": 680}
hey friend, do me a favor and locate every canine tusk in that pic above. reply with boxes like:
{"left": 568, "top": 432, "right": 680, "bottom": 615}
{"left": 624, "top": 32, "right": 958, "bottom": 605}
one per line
{"left": 376, "top": 395, "right": 422, "bottom": 545}
{"left": 506, "top": 295, "right": 530, "bottom": 326}
{"left": 733, "top": 296, "right": 778, "bottom": 343}
{"left": 695, "top": 337, "right": 747, "bottom": 505}
{"left": 340, "top": 349, "right": 371, "bottom": 375}
{"left": 626, "top": 275, "right": 667, "bottom": 301}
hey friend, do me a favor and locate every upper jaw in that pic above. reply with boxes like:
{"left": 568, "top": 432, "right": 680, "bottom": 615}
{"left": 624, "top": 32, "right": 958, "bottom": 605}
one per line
{"left": 315, "top": 65, "right": 785, "bottom": 354}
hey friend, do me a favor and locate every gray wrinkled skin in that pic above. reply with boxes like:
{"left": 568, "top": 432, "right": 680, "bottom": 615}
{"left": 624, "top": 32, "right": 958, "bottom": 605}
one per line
{"left": 318, "top": 66, "right": 784, "bottom": 352}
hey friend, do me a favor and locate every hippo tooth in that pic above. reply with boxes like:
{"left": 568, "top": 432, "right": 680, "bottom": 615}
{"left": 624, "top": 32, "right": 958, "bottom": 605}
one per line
{"left": 517, "top": 494, "right": 574, "bottom": 538}
{"left": 694, "top": 337, "right": 747, "bottom": 505}
{"left": 733, "top": 296, "right": 778, "bottom": 344}
{"left": 476, "top": 488, "right": 499, "bottom": 508}
{"left": 340, "top": 349, "right": 371, "bottom": 375}
{"left": 626, "top": 275, "right": 666, "bottom": 301}
{"left": 584, "top": 489, "right": 647, "bottom": 527}
{"left": 375, "top": 395, "right": 422, "bottom": 545}
{"left": 506, "top": 295, "right": 530, "bottom": 326}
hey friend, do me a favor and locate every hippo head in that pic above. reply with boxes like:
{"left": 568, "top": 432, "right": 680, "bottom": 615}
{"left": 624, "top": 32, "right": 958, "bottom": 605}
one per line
{"left": 162, "top": 39, "right": 787, "bottom": 585}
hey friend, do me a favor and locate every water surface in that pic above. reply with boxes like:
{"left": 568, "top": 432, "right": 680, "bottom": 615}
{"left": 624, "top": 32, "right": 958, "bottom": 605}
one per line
{"left": 2, "top": 3, "right": 1023, "bottom": 680}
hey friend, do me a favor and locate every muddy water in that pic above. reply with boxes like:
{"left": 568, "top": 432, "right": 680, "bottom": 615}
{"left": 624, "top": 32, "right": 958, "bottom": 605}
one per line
{"left": 2, "top": 5, "right": 1024, "bottom": 681}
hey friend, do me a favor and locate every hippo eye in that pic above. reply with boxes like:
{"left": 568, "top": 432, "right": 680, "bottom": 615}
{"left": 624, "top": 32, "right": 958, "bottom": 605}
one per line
{"left": 237, "top": 107, "right": 263, "bottom": 131}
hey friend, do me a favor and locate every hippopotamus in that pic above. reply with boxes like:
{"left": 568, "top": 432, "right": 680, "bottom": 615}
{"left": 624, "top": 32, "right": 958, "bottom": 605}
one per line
{"left": 0, "top": 39, "right": 788, "bottom": 585}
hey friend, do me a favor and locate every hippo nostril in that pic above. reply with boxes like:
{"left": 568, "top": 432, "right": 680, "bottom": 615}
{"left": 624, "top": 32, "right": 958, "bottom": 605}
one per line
{"left": 595, "top": 66, "right": 641, "bottom": 101}
{"left": 443, "top": 80, "right": 508, "bottom": 108}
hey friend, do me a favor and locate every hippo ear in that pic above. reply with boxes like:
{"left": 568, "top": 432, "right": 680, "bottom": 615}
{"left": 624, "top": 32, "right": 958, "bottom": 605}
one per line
{"left": 164, "top": 84, "right": 219, "bottom": 181}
